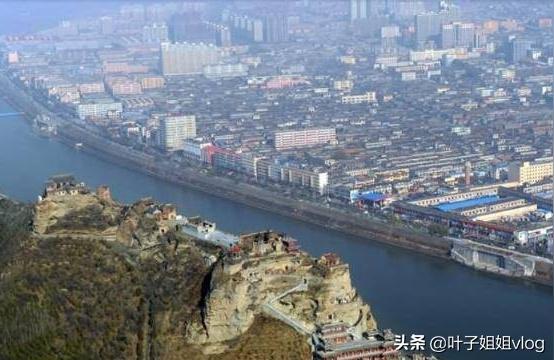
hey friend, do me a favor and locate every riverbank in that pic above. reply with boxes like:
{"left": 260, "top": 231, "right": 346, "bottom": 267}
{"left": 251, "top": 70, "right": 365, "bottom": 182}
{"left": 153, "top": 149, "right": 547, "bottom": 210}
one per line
{"left": 57, "top": 121, "right": 454, "bottom": 260}
{"left": 1, "top": 73, "right": 551, "bottom": 287}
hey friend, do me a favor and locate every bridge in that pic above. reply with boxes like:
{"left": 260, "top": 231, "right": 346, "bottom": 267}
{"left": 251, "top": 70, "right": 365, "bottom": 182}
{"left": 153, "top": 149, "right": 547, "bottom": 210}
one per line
{"left": 0, "top": 111, "right": 23, "bottom": 118}
{"left": 448, "top": 237, "right": 550, "bottom": 278}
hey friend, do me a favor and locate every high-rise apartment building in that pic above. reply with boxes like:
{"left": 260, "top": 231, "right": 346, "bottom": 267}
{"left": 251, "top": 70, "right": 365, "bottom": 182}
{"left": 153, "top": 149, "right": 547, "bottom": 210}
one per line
{"left": 456, "top": 22, "right": 475, "bottom": 48}
{"left": 142, "top": 23, "right": 169, "bottom": 43}
{"left": 204, "top": 23, "right": 232, "bottom": 47}
{"left": 381, "top": 25, "right": 400, "bottom": 52}
{"left": 441, "top": 23, "right": 456, "bottom": 48}
{"left": 226, "top": 14, "right": 270, "bottom": 44}
{"left": 350, "top": 0, "right": 378, "bottom": 21}
{"left": 169, "top": 12, "right": 212, "bottom": 43}
{"left": 441, "top": 22, "right": 475, "bottom": 48}
{"left": 100, "top": 16, "right": 114, "bottom": 35}
{"left": 160, "top": 42, "right": 220, "bottom": 76}
{"left": 159, "top": 115, "right": 197, "bottom": 151}
{"left": 415, "top": 12, "right": 442, "bottom": 49}
{"left": 473, "top": 30, "right": 487, "bottom": 49}
{"left": 415, "top": 4, "right": 459, "bottom": 49}
{"left": 252, "top": 19, "right": 264, "bottom": 42}
{"left": 511, "top": 38, "right": 533, "bottom": 63}
{"left": 263, "top": 15, "right": 288, "bottom": 43}
{"left": 217, "top": 26, "right": 232, "bottom": 47}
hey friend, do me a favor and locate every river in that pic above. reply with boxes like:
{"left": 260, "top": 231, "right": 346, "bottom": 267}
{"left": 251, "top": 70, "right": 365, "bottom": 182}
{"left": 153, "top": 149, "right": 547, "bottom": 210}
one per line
{"left": 0, "top": 100, "right": 552, "bottom": 360}
{"left": 0, "top": 3, "right": 551, "bottom": 359}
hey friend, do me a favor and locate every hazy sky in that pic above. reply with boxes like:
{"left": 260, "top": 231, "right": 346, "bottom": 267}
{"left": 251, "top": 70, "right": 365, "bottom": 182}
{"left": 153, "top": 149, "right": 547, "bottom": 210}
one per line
{"left": 0, "top": 1, "right": 120, "bottom": 35}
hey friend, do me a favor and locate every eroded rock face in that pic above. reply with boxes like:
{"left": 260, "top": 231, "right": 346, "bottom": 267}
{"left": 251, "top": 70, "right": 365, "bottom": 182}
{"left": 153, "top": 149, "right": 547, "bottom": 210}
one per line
{"left": 14, "top": 189, "right": 378, "bottom": 358}
{"left": 191, "top": 248, "right": 377, "bottom": 354}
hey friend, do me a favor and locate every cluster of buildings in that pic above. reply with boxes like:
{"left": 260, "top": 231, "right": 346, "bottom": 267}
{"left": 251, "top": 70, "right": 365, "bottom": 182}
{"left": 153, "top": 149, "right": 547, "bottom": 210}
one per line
{"left": 40, "top": 174, "right": 112, "bottom": 204}
{"left": 224, "top": 12, "right": 289, "bottom": 44}
{"left": 313, "top": 323, "right": 399, "bottom": 360}
{"left": 393, "top": 180, "right": 552, "bottom": 253}
{"left": 1, "top": 0, "right": 552, "bottom": 258}
{"left": 180, "top": 140, "right": 330, "bottom": 194}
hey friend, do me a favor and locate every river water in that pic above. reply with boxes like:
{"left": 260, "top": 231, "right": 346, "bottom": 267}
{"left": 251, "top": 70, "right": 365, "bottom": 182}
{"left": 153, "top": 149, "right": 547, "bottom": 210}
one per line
{"left": 0, "top": 101, "right": 552, "bottom": 359}
{"left": 0, "top": 3, "right": 551, "bottom": 359}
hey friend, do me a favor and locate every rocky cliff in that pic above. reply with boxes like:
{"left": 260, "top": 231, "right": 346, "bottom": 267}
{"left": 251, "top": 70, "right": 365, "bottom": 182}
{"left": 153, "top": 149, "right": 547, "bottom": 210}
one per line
{"left": 0, "top": 183, "right": 378, "bottom": 359}
{"left": 190, "top": 250, "right": 376, "bottom": 354}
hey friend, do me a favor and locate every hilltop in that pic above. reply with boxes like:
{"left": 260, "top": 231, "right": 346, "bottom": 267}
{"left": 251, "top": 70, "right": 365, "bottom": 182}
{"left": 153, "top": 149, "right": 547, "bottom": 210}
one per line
{"left": 0, "top": 176, "right": 399, "bottom": 360}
